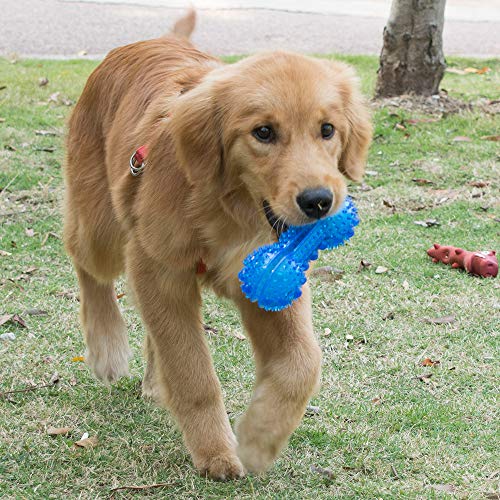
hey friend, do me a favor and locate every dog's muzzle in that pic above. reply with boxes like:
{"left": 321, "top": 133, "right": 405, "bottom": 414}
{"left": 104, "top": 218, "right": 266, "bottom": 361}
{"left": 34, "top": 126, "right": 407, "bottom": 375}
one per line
{"left": 263, "top": 200, "right": 288, "bottom": 237}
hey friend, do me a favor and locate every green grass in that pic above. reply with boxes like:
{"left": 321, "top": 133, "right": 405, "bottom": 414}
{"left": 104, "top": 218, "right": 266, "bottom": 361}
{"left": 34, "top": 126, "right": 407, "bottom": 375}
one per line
{"left": 1, "top": 54, "right": 499, "bottom": 499}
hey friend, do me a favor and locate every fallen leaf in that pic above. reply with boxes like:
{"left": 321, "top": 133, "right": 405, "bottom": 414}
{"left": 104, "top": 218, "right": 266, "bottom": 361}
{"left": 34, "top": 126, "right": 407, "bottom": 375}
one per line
{"left": 417, "top": 373, "right": 433, "bottom": 384}
{"left": 453, "top": 136, "right": 472, "bottom": 142}
{"left": 11, "top": 314, "right": 27, "bottom": 328}
{"left": 0, "top": 250, "right": 12, "bottom": 256}
{"left": 47, "top": 426, "right": 72, "bottom": 436}
{"left": 357, "top": 183, "right": 372, "bottom": 192}
{"left": 371, "top": 397, "right": 381, "bottom": 405}
{"left": 25, "top": 228, "right": 35, "bottom": 237}
{"left": 0, "top": 85, "right": 6, "bottom": 91}
{"left": 35, "top": 130, "right": 58, "bottom": 136}
{"left": 49, "top": 372, "right": 60, "bottom": 385}
{"left": 424, "top": 315, "right": 456, "bottom": 325}
{"left": 24, "top": 308, "right": 48, "bottom": 316}
{"left": 429, "top": 484, "right": 456, "bottom": 493}
{"left": 481, "top": 135, "right": 500, "bottom": 142}
{"left": 0, "top": 314, "right": 13, "bottom": 327}
{"left": 421, "top": 357, "right": 440, "bottom": 367}
{"left": 116, "top": 293, "right": 126, "bottom": 299}
{"left": 395, "top": 123, "right": 406, "bottom": 131}
{"left": 4, "top": 144, "right": 16, "bottom": 151}
{"left": 345, "top": 334, "right": 354, "bottom": 341}
{"left": 35, "top": 146, "right": 56, "bottom": 153}
{"left": 203, "top": 324, "right": 218, "bottom": 334}
{"left": 310, "top": 465, "right": 335, "bottom": 480}
{"left": 414, "top": 219, "right": 440, "bottom": 228}
{"left": 375, "top": 266, "right": 388, "bottom": 274}
{"left": 464, "top": 66, "right": 490, "bottom": 74}
{"left": 74, "top": 435, "right": 98, "bottom": 448}
{"left": 71, "top": 356, "right": 85, "bottom": 362}
{"left": 38, "top": 77, "right": 49, "bottom": 87}
{"left": 305, "top": 405, "right": 320, "bottom": 416}
{"left": 48, "top": 92, "right": 60, "bottom": 103}
{"left": 382, "top": 311, "right": 395, "bottom": 321}
{"left": 233, "top": 331, "right": 246, "bottom": 340}
{"left": 383, "top": 199, "right": 396, "bottom": 212}
{"left": 357, "top": 260, "right": 372, "bottom": 272}
{"left": 323, "top": 327, "right": 332, "bottom": 336}
{"left": 469, "top": 180, "right": 490, "bottom": 188}
{"left": 0, "top": 118, "right": 5, "bottom": 123}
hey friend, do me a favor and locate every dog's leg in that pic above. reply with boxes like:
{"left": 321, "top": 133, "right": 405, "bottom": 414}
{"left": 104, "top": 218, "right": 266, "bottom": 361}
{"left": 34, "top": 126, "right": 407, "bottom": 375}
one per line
{"left": 128, "top": 246, "right": 244, "bottom": 480}
{"left": 76, "top": 266, "right": 131, "bottom": 384}
{"left": 234, "top": 284, "right": 321, "bottom": 473}
{"left": 141, "top": 333, "right": 161, "bottom": 401}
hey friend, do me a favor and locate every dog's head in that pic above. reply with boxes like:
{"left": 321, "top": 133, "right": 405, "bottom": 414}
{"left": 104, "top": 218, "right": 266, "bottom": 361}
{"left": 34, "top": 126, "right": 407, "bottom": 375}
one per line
{"left": 170, "top": 52, "right": 372, "bottom": 230}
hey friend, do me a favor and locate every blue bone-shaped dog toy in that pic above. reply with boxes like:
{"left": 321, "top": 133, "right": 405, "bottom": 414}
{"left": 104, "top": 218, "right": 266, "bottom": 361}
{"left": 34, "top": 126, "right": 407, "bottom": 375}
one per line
{"left": 238, "top": 197, "right": 359, "bottom": 311}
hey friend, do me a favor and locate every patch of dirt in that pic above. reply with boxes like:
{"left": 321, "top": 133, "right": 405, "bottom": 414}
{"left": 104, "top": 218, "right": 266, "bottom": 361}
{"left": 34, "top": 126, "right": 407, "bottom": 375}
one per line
{"left": 371, "top": 91, "right": 500, "bottom": 116}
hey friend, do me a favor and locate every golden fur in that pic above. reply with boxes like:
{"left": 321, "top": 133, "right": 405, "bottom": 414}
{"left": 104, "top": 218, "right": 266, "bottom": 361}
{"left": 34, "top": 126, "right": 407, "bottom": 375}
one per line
{"left": 63, "top": 11, "right": 372, "bottom": 479}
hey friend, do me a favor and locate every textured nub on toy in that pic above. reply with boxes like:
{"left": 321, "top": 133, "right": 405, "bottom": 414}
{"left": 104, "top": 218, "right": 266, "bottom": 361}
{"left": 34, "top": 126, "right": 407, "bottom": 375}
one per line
{"left": 239, "top": 197, "right": 359, "bottom": 311}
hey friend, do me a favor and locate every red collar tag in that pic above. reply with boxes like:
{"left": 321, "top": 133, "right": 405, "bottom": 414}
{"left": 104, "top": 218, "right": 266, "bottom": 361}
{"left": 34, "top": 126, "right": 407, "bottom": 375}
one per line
{"left": 196, "top": 259, "right": 207, "bottom": 274}
{"left": 130, "top": 145, "right": 148, "bottom": 176}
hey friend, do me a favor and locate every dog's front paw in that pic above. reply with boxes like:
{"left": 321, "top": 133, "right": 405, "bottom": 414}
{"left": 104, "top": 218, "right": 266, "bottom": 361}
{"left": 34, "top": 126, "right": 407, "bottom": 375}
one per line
{"left": 236, "top": 439, "right": 275, "bottom": 475}
{"left": 196, "top": 453, "right": 245, "bottom": 481}
{"left": 235, "top": 419, "right": 277, "bottom": 474}
{"left": 85, "top": 342, "right": 131, "bottom": 384}
{"left": 141, "top": 377, "right": 162, "bottom": 403}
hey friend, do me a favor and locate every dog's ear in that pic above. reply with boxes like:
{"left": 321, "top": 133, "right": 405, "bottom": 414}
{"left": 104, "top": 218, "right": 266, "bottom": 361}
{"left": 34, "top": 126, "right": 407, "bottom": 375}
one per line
{"left": 169, "top": 77, "right": 222, "bottom": 184}
{"left": 328, "top": 62, "right": 373, "bottom": 182}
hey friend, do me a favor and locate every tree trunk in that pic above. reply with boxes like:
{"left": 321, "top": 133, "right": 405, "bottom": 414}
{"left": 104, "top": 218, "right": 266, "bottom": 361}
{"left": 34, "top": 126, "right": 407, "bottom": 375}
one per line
{"left": 375, "top": 0, "right": 446, "bottom": 97}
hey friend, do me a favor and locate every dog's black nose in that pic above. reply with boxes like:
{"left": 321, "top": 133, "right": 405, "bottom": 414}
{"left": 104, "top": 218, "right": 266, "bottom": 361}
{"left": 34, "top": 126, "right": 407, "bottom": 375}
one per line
{"left": 296, "top": 188, "right": 333, "bottom": 219}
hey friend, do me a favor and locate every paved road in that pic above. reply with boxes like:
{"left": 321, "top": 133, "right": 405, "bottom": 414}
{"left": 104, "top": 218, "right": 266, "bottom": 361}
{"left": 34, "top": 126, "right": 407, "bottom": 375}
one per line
{"left": 2, "top": 0, "right": 499, "bottom": 59}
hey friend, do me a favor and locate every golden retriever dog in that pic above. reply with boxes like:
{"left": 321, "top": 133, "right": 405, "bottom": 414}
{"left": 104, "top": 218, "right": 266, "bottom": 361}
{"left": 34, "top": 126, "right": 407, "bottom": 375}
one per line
{"left": 63, "top": 10, "right": 372, "bottom": 479}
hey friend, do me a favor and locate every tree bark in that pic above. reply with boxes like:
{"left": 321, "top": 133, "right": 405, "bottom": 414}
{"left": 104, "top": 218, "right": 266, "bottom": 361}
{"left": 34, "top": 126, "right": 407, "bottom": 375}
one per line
{"left": 375, "top": 0, "right": 446, "bottom": 97}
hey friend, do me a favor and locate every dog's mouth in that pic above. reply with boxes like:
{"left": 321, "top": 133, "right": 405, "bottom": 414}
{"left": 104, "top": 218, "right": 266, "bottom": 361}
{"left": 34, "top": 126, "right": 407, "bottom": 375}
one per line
{"left": 263, "top": 200, "right": 289, "bottom": 236}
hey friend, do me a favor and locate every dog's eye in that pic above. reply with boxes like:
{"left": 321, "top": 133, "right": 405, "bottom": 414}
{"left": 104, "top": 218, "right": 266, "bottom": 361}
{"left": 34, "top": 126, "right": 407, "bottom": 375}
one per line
{"left": 252, "top": 126, "right": 274, "bottom": 143}
{"left": 321, "top": 123, "right": 335, "bottom": 139}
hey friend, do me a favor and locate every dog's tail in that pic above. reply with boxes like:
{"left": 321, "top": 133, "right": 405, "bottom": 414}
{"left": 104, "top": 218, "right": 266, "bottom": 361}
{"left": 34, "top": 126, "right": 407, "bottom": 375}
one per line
{"left": 169, "top": 8, "right": 196, "bottom": 40}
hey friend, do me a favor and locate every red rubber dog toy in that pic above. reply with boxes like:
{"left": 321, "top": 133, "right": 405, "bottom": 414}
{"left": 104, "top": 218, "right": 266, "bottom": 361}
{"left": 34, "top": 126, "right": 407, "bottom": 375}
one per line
{"left": 427, "top": 243, "right": 498, "bottom": 278}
